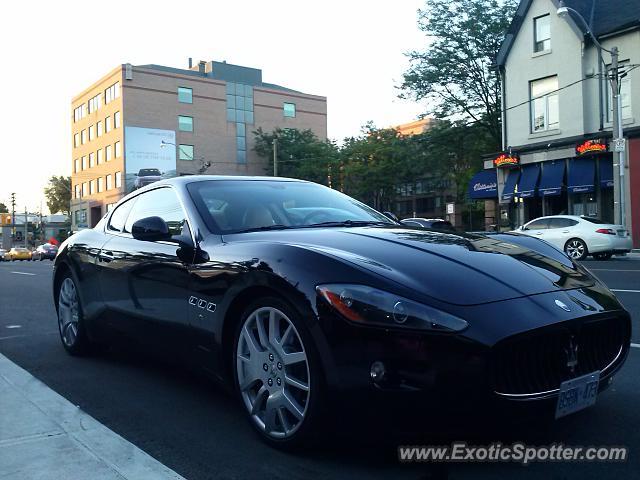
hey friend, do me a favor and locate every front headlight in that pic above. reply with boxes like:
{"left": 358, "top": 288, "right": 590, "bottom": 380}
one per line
{"left": 316, "top": 284, "right": 468, "bottom": 332}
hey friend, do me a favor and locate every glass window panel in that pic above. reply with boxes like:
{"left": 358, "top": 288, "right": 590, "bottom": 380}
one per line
{"left": 114, "top": 111, "right": 121, "bottom": 129}
{"left": 178, "top": 87, "right": 193, "bottom": 104}
{"left": 237, "top": 149, "right": 246, "bottom": 164}
{"left": 97, "top": 121, "right": 103, "bottom": 136}
{"left": 97, "top": 149, "right": 103, "bottom": 164}
{"left": 244, "top": 84, "right": 253, "bottom": 97}
{"left": 115, "top": 171, "right": 122, "bottom": 188}
{"left": 246, "top": 98, "right": 253, "bottom": 112}
{"left": 531, "top": 76, "right": 557, "bottom": 97}
{"left": 235, "top": 96, "right": 245, "bottom": 110}
{"left": 89, "top": 153, "right": 95, "bottom": 168}
{"left": 236, "top": 123, "right": 245, "bottom": 137}
{"left": 236, "top": 110, "right": 245, "bottom": 122}
{"left": 106, "top": 175, "right": 112, "bottom": 190}
{"left": 227, "top": 108, "right": 236, "bottom": 122}
{"left": 115, "top": 141, "right": 121, "bottom": 158}
{"left": 226, "top": 94, "right": 236, "bottom": 109}
{"left": 226, "top": 82, "right": 235, "bottom": 94}
{"left": 245, "top": 111, "right": 254, "bottom": 124}
{"left": 106, "top": 145, "right": 112, "bottom": 161}
{"left": 283, "top": 102, "right": 296, "bottom": 117}
{"left": 179, "top": 144, "right": 194, "bottom": 160}
{"left": 237, "top": 136, "right": 246, "bottom": 151}
{"left": 178, "top": 115, "right": 193, "bottom": 132}
{"left": 235, "top": 83, "right": 244, "bottom": 95}
{"left": 125, "top": 187, "right": 187, "bottom": 236}
{"left": 547, "top": 94, "right": 559, "bottom": 129}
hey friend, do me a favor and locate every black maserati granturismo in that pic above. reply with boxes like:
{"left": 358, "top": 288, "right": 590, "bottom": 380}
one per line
{"left": 53, "top": 176, "right": 631, "bottom": 447}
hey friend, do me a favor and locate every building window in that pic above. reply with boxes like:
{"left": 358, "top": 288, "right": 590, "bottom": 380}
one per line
{"left": 179, "top": 144, "right": 194, "bottom": 160}
{"left": 530, "top": 76, "right": 559, "bottom": 132}
{"left": 106, "top": 145, "right": 112, "bottom": 161}
{"left": 106, "top": 174, "right": 112, "bottom": 190}
{"left": 226, "top": 82, "right": 254, "bottom": 124}
{"left": 89, "top": 180, "right": 95, "bottom": 195}
{"left": 81, "top": 183, "right": 87, "bottom": 197}
{"left": 534, "top": 15, "right": 551, "bottom": 52}
{"left": 73, "top": 105, "right": 86, "bottom": 122}
{"left": 106, "top": 203, "right": 116, "bottom": 212}
{"left": 114, "top": 111, "right": 121, "bottom": 129}
{"left": 97, "top": 121, "right": 103, "bottom": 137}
{"left": 606, "top": 66, "right": 632, "bottom": 122}
{"left": 89, "top": 125, "right": 95, "bottom": 141}
{"left": 97, "top": 149, "right": 103, "bottom": 164}
{"left": 81, "top": 129, "right": 87, "bottom": 144}
{"left": 178, "top": 115, "right": 193, "bottom": 132}
{"left": 283, "top": 102, "right": 296, "bottom": 118}
{"left": 74, "top": 159, "right": 79, "bottom": 173}
{"left": 81, "top": 156, "right": 87, "bottom": 170}
{"left": 88, "top": 93, "right": 102, "bottom": 114}
{"left": 178, "top": 87, "right": 193, "bottom": 104}
{"left": 115, "top": 141, "right": 121, "bottom": 158}
{"left": 97, "top": 177, "right": 103, "bottom": 193}
{"left": 89, "top": 152, "right": 95, "bottom": 168}
{"left": 105, "top": 82, "right": 120, "bottom": 104}
{"left": 105, "top": 116, "right": 112, "bottom": 133}
{"left": 74, "top": 184, "right": 81, "bottom": 199}
{"left": 74, "top": 133, "right": 79, "bottom": 148}
{"left": 115, "top": 171, "right": 122, "bottom": 188}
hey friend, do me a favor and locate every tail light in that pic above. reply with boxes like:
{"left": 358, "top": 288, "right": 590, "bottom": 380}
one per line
{"left": 595, "top": 228, "right": 616, "bottom": 235}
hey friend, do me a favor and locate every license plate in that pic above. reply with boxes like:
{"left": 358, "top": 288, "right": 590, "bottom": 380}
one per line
{"left": 555, "top": 371, "right": 600, "bottom": 419}
{"left": 617, "top": 230, "right": 627, "bottom": 237}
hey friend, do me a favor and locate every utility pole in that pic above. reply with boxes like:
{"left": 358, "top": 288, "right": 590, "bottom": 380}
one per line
{"left": 610, "top": 48, "right": 626, "bottom": 226}
{"left": 272, "top": 137, "right": 278, "bottom": 176}
{"left": 10, "top": 192, "right": 16, "bottom": 248}
{"left": 24, "top": 207, "right": 28, "bottom": 248}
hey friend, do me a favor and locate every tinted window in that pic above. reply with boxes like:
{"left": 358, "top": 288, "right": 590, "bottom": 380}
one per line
{"left": 108, "top": 198, "right": 136, "bottom": 232}
{"left": 525, "top": 219, "right": 549, "bottom": 230}
{"left": 125, "top": 187, "right": 188, "bottom": 237}
{"left": 581, "top": 217, "right": 607, "bottom": 225}
{"left": 548, "top": 218, "right": 578, "bottom": 228}
{"left": 402, "top": 221, "right": 423, "bottom": 228}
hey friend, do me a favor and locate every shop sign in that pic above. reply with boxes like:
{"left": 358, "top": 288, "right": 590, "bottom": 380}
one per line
{"left": 575, "top": 139, "right": 607, "bottom": 156}
{"left": 493, "top": 153, "right": 519, "bottom": 167}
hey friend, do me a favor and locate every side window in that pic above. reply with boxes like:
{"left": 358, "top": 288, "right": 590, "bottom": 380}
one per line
{"left": 526, "top": 219, "right": 549, "bottom": 230}
{"left": 549, "top": 218, "right": 578, "bottom": 229}
{"left": 125, "top": 187, "right": 188, "bottom": 237}
{"left": 108, "top": 198, "right": 136, "bottom": 232}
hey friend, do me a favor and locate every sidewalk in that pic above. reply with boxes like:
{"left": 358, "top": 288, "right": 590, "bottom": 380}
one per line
{"left": 0, "top": 353, "right": 184, "bottom": 480}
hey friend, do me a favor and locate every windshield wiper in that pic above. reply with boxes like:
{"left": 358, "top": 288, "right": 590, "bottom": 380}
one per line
{"left": 235, "top": 224, "right": 293, "bottom": 233}
{"left": 302, "top": 220, "right": 393, "bottom": 228}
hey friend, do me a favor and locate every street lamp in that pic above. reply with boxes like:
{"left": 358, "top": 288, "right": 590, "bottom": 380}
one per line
{"left": 160, "top": 141, "right": 212, "bottom": 174}
{"left": 557, "top": 0, "right": 626, "bottom": 226}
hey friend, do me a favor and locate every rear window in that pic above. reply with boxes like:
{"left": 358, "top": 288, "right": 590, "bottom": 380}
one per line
{"left": 581, "top": 217, "right": 607, "bottom": 224}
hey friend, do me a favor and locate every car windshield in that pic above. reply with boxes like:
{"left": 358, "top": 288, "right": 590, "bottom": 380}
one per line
{"left": 139, "top": 169, "right": 161, "bottom": 176}
{"left": 188, "top": 180, "right": 395, "bottom": 234}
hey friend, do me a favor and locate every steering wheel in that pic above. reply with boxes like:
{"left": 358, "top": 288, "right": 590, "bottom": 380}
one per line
{"left": 301, "top": 209, "right": 334, "bottom": 224}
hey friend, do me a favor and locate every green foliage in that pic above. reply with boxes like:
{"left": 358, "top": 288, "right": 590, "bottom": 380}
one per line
{"left": 44, "top": 176, "right": 71, "bottom": 216}
{"left": 401, "top": 0, "right": 517, "bottom": 147}
{"left": 0, "top": 202, "right": 8, "bottom": 213}
{"left": 253, "top": 128, "right": 339, "bottom": 185}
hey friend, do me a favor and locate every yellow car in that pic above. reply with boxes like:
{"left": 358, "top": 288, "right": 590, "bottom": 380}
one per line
{"left": 8, "top": 247, "right": 32, "bottom": 261}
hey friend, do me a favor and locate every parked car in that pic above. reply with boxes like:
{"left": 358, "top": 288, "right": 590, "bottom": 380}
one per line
{"left": 0, "top": 248, "right": 8, "bottom": 261}
{"left": 133, "top": 168, "right": 163, "bottom": 189}
{"left": 8, "top": 247, "right": 32, "bottom": 261}
{"left": 33, "top": 243, "right": 58, "bottom": 261}
{"left": 401, "top": 218, "right": 456, "bottom": 232}
{"left": 514, "top": 215, "right": 632, "bottom": 261}
{"left": 53, "top": 176, "right": 630, "bottom": 448}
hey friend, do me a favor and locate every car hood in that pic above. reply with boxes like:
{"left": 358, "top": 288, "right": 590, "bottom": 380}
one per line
{"left": 228, "top": 226, "right": 596, "bottom": 306}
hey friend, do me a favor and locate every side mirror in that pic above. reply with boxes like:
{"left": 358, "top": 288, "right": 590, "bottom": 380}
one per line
{"left": 383, "top": 211, "right": 399, "bottom": 222}
{"left": 131, "top": 216, "right": 171, "bottom": 242}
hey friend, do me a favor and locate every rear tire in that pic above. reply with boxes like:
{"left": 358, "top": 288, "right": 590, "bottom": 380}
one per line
{"left": 564, "top": 238, "right": 588, "bottom": 261}
{"left": 232, "top": 296, "right": 325, "bottom": 449}
{"left": 56, "top": 274, "right": 93, "bottom": 355}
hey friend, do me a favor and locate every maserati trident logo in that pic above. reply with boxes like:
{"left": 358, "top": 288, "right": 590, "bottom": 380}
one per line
{"left": 564, "top": 336, "right": 579, "bottom": 375}
{"left": 555, "top": 299, "right": 571, "bottom": 312}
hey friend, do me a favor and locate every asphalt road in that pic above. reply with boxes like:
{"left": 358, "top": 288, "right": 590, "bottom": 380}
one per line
{"left": 0, "top": 258, "right": 639, "bottom": 479}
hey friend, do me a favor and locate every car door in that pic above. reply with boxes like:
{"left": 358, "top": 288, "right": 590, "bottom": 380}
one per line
{"left": 98, "top": 187, "right": 193, "bottom": 350}
{"left": 542, "top": 217, "right": 579, "bottom": 250}
{"left": 521, "top": 218, "right": 550, "bottom": 240}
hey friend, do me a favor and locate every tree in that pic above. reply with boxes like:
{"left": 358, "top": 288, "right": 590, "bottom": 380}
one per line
{"left": 253, "top": 128, "right": 339, "bottom": 185}
{"left": 0, "top": 202, "right": 7, "bottom": 213}
{"left": 401, "top": 0, "right": 517, "bottom": 148}
{"left": 44, "top": 176, "right": 71, "bottom": 217}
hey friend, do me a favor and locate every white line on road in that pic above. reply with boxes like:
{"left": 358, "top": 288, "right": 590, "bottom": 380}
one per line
{"left": 589, "top": 269, "right": 640, "bottom": 272}
{"left": 10, "top": 271, "right": 36, "bottom": 276}
{"left": 611, "top": 289, "right": 640, "bottom": 293}
{"left": 631, "top": 343, "right": 640, "bottom": 349}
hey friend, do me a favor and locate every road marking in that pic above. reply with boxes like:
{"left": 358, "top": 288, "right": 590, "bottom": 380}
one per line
{"left": 589, "top": 269, "right": 640, "bottom": 272}
{"left": 10, "top": 271, "right": 36, "bottom": 276}
{"left": 611, "top": 289, "right": 640, "bottom": 293}
{"left": 631, "top": 343, "right": 640, "bottom": 349}
{"left": 5, "top": 325, "right": 21, "bottom": 329}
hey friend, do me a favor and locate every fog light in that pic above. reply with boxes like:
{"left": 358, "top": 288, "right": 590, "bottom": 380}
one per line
{"left": 392, "top": 301, "right": 409, "bottom": 324}
{"left": 370, "top": 361, "right": 386, "bottom": 382}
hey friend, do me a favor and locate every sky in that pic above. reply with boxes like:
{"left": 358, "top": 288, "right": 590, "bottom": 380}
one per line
{"left": 0, "top": 0, "right": 428, "bottom": 213}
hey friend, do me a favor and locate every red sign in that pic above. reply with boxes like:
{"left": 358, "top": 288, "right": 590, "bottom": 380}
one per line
{"left": 576, "top": 139, "right": 607, "bottom": 156}
{"left": 493, "top": 153, "right": 519, "bottom": 167}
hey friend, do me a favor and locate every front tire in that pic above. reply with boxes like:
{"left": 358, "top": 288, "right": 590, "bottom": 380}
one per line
{"left": 565, "top": 238, "right": 588, "bottom": 261}
{"left": 233, "top": 297, "right": 324, "bottom": 449}
{"left": 57, "top": 275, "right": 93, "bottom": 355}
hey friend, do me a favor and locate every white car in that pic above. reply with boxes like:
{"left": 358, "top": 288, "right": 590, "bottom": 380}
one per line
{"left": 0, "top": 248, "right": 7, "bottom": 261}
{"left": 515, "top": 215, "right": 632, "bottom": 261}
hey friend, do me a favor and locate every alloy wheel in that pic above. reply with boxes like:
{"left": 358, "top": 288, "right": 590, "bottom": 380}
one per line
{"left": 58, "top": 278, "right": 80, "bottom": 347}
{"left": 236, "top": 307, "right": 310, "bottom": 439}
{"left": 565, "top": 239, "right": 586, "bottom": 260}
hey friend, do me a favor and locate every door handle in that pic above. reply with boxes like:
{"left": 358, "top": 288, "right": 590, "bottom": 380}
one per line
{"left": 99, "top": 251, "right": 114, "bottom": 263}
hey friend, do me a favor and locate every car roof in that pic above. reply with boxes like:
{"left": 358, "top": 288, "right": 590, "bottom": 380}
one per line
{"left": 527, "top": 215, "right": 586, "bottom": 222}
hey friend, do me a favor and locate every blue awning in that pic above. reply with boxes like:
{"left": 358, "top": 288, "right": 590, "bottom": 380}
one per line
{"left": 568, "top": 158, "right": 596, "bottom": 193}
{"left": 600, "top": 157, "right": 613, "bottom": 188}
{"left": 468, "top": 169, "right": 497, "bottom": 199}
{"left": 516, "top": 164, "right": 540, "bottom": 198}
{"left": 539, "top": 161, "right": 565, "bottom": 196}
{"left": 501, "top": 169, "right": 520, "bottom": 201}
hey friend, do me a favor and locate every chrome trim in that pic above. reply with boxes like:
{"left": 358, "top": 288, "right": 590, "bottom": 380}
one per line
{"left": 494, "top": 343, "right": 625, "bottom": 399}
